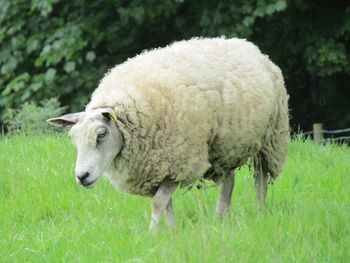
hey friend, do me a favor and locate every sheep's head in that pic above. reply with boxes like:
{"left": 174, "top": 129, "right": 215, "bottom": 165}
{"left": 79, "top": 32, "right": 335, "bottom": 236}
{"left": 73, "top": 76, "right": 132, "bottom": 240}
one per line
{"left": 47, "top": 108, "right": 123, "bottom": 188}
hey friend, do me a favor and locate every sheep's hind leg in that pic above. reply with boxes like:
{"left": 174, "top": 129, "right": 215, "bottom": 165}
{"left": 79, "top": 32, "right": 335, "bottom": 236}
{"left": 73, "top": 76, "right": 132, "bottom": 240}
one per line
{"left": 254, "top": 169, "right": 268, "bottom": 208}
{"left": 150, "top": 180, "right": 177, "bottom": 231}
{"left": 216, "top": 171, "right": 235, "bottom": 220}
{"left": 165, "top": 198, "right": 176, "bottom": 228}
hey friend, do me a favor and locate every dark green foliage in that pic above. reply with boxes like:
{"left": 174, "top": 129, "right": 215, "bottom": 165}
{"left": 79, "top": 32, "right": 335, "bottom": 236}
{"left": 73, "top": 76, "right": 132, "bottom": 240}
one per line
{"left": 1, "top": 0, "right": 349, "bottom": 131}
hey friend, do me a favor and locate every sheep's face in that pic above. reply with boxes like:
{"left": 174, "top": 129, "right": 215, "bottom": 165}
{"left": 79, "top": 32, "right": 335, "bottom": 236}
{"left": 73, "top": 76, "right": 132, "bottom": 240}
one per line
{"left": 47, "top": 109, "right": 123, "bottom": 188}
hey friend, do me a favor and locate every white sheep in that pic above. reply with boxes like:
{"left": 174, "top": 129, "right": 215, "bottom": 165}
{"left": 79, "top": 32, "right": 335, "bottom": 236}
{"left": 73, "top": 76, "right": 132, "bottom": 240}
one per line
{"left": 48, "top": 37, "right": 290, "bottom": 230}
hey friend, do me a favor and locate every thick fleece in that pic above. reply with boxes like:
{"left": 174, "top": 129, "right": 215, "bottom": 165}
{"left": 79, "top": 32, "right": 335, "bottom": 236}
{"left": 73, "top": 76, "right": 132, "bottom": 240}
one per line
{"left": 86, "top": 38, "right": 290, "bottom": 196}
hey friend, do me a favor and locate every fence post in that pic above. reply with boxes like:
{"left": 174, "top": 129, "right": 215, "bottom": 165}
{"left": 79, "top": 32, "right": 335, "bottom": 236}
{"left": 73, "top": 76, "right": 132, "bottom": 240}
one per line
{"left": 313, "top": 123, "right": 323, "bottom": 143}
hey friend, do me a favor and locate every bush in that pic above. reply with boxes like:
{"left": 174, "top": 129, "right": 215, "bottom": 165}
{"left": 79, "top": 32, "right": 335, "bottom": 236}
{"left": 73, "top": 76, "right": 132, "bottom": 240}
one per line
{"left": 3, "top": 98, "right": 65, "bottom": 135}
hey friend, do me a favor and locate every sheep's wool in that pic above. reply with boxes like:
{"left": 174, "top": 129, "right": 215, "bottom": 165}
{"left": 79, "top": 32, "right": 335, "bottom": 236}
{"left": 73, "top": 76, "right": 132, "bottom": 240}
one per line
{"left": 86, "top": 38, "right": 290, "bottom": 196}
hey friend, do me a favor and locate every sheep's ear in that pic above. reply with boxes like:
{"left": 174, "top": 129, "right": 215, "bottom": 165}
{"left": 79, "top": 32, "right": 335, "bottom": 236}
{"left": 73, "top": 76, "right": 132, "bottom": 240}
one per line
{"left": 47, "top": 112, "right": 83, "bottom": 128}
{"left": 101, "top": 109, "right": 117, "bottom": 122}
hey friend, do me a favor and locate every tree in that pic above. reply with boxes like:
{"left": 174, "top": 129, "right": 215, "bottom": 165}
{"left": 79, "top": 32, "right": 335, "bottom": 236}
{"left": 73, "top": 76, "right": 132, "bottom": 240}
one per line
{"left": 1, "top": 0, "right": 349, "bottom": 131}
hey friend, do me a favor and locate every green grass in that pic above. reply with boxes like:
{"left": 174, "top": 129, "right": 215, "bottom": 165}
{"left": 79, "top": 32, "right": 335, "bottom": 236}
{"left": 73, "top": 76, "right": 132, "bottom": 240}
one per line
{"left": 0, "top": 134, "right": 349, "bottom": 262}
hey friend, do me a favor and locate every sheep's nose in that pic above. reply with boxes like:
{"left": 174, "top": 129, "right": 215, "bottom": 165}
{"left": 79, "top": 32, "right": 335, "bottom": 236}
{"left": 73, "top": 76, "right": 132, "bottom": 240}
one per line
{"left": 77, "top": 172, "right": 90, "bottom": 185}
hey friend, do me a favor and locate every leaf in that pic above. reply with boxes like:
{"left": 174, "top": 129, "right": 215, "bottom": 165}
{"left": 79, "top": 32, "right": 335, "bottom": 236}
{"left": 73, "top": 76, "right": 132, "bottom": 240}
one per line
{"left": 26, "top": 38, "right": 40, "bottom": 54}
{"left": 266, "top": 5, "right": 276, "bottom": 15}
{"left": 30, "top": 82, "right": 43, "bottom": 92}
{"left": 243, "top": 16, "right": 254, "bottom": 27}
{"left": 64, "top": 61, "right": 76, "bottom": 73}
{"left": 45, "top": 68, "right": 56, "bottom": 83}
{"left": 86, "top": 51, "right": 96, "bottom": 62}
{"left": 275, "top": 0, "right": 287, "bottom": 12}
{"left": 1, "top": 57, "right": 18, "bottom": 74}
{"left": 21, "top": 90, "right": 31, "bottom": 101}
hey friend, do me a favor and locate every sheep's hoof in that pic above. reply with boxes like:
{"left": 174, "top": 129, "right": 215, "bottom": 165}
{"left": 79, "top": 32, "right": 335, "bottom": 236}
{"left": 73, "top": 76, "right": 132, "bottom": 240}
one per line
{"left": 149, "top": 220, "right": 159, "bottom": 232}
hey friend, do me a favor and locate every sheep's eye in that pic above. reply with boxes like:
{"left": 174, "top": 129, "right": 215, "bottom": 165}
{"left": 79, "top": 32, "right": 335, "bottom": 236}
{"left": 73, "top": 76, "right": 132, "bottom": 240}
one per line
{"left": 97, "top": 132, "right": 107, "bottom": 139}
{"left": 96, "top": 127, "right": 108, "bottom": 146}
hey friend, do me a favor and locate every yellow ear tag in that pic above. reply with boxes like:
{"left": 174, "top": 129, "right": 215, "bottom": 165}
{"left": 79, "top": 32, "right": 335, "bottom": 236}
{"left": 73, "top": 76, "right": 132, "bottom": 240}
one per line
{"left": 109, "top": 111, "right": 118, "bottom": 121}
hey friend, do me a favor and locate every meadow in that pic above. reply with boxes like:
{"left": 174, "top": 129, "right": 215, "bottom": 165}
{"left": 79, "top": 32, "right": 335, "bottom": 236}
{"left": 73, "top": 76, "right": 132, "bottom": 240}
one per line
{"left": 0, "top": 134, "right": 349, "bottom": 262}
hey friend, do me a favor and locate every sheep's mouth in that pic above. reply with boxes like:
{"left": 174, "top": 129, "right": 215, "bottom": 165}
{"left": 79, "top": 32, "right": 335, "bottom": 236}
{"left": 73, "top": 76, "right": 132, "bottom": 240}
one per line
{"left": 81, "top": 178, "right": 98, "bottom": 189}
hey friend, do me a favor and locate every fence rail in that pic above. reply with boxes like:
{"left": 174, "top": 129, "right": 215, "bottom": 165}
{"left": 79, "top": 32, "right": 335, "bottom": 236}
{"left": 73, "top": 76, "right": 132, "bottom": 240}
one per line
{"left": 302, "top": 127, "right": 350, "bottom": 135}
{"left": 300, "top": 123, "right": 350, "bottom": 143}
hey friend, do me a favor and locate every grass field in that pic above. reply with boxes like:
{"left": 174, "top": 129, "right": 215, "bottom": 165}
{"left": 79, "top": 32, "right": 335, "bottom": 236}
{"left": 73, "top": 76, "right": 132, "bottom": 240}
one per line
{"left": 0, "top": 134, "right": 349, "bottom": 262}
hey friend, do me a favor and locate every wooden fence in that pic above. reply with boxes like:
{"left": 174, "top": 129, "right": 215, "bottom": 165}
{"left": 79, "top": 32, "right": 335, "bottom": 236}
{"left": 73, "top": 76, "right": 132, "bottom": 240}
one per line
{"left": 301, "top": 123, "right": 350, "bottom": 143}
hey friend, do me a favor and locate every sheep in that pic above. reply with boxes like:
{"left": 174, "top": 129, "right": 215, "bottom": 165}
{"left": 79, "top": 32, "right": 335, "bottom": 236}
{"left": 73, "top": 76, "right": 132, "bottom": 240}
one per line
{"left": 48, "top": 37, "right": 290, "bottom": 230}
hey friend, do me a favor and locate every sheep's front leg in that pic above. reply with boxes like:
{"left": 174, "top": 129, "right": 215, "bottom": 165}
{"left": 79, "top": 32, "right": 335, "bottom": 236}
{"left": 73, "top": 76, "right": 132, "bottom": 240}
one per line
{"left": 150, "top": 180, "right": 177, "bottom": 230}
{"left": 216, "top": 171, "right": 235, "bottom": 219}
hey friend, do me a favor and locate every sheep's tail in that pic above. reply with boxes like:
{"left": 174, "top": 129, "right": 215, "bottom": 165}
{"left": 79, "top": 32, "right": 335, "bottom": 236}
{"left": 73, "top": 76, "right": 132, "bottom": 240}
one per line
{"left": 254, "top": 65, "right": 290, "bottom": 180}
